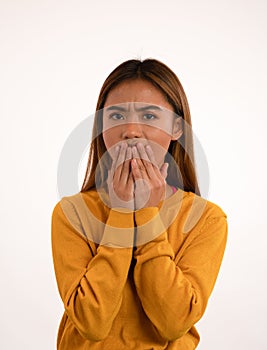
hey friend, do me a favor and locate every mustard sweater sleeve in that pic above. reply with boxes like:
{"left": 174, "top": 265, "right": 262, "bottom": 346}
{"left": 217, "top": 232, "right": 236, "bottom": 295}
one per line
{"left": 51, "top": 198, "right": 134, "bottom": 342}
{"left": 133, "top": 206, "right": 227, "bottom": 341}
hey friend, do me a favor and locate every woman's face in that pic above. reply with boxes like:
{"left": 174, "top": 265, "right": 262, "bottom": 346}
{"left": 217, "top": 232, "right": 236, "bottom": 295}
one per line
{"left": 102, "top": 79, "right": 182, "bottom": 166}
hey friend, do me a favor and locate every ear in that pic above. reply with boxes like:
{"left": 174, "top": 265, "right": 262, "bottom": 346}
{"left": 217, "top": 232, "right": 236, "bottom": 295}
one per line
{"left": 171, "top": 117, "right": 183, "bottom": 141}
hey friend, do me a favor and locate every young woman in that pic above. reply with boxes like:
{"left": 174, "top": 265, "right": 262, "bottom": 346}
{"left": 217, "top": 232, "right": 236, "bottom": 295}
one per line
{"left": 51, "top": 59, "right": 228, "bottom": 349}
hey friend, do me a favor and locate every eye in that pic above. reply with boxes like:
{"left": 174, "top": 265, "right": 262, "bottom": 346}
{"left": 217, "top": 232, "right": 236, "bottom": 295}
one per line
{"left": 143, "top": 113, "right": 157, "bottom": 120}
{"left": 110, "top": 113, "right": 125, "bottom": 120}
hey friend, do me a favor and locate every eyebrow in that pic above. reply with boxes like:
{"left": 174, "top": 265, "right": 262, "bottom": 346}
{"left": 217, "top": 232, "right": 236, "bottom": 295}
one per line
{"left": 105, "top": 105, "right": 127, "bottom": 112}
{"left": 105, "top": 104, "right": 164, "bottom": 112}
{"left": 136, "top": 105, "right": 164, "bottom": 112}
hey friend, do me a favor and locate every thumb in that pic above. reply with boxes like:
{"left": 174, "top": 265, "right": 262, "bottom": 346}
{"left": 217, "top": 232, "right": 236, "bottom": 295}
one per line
{"left": 160, "top": 163, "right": 169, "bottom": 180}
{"left": 107, "top": 170, "right": 112, "bottom": 186}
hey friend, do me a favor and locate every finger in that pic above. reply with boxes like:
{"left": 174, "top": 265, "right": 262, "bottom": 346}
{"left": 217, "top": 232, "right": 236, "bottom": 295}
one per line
{"left": 125, "top": 146, "right": 132, "bottom": 161}
{"left": 120, "top": 147, "right": 132, "bottom": 184}
{"left": 107, "top": 169, "right": 112, "bottom": 186}
{"left": 127, "top": 171, "right": 134, "bottom": 189}
{"left": 111, "top": 145, "right": 120, "bottom": 174}
{"left": 131, "top": 144, "right": 139, "bottom": 160}
{"left": 144, "top": 144, "right": 166, "bottom": 181}
{"left": 131, "top": 146, "right": 148, "bottom": 177}
{"left": 160, "top": 162, "right": 169, "bottom": 180}
{"left": 112, "top": 142, "right": 127, "bottom": 179}
{"left": 132, "top": 144, "right": 151, "bottom": 178}
{"left": 136, "top": 142, "right": 150, "bottom": 163}
{"left": 144, "top": 144, "right": 158, "bottom": 168}
{"left": 137, "top": 143, "right": 160, "bottom": 181}
{"left": 115, "top": 142, "right": 127, "bottom": 168}
{"left": 131, "top": 158, "right": 142, "bottom": 180}
{"left": 107, "top": 169, "right": 117, "bottom": 197}
{"left": 136, "top": 142, "right": 149, "bottom": 160}
{"left": 131, "top": 145, "right": 143, "bottom": 176}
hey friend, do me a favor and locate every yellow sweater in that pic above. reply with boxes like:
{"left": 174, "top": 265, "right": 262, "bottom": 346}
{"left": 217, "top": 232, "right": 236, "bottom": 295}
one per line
{"left": 51, "top": 188, "right": 227, "bottom": 349}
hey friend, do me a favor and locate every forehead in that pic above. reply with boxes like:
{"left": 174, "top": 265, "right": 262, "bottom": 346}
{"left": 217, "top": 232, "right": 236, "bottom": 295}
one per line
{"left": 104, "top": 79, "right": 174, "bottom": 112}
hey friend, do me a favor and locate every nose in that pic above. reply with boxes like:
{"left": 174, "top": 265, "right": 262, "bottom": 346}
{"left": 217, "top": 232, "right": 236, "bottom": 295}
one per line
{"left": 121, "top": 122, "right": 143, "bottom": 139}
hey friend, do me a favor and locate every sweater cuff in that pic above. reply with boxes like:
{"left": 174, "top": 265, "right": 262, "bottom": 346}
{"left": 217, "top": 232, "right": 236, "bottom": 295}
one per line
{"left": 134, "top": 231, "right": 174, "bottom": 263}
{"left": 100, "top": 209, "right": 135, "bottom": 248}
{"left": 134, "top": 207, "right": 167, "bottom": 247}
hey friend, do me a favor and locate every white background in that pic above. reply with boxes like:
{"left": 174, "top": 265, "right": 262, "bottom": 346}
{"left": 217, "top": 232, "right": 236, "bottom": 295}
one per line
{"left": 1, "top": 0, "right": 267, "bottom": 349}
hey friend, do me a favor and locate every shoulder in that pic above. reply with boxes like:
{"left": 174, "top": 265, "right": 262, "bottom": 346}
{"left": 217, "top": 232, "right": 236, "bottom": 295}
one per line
{"left": 51, "top": 192, "right": 81, "bottom": 219}
{"left": 51, "top": 193, "right": 87, "bottom": 236}
{"left": 182, "top": 190, "right": 226, "bottom": 218}
{"left": 176, "top": 192, "right": 228, "bottom": 257}
{"left": 175, "top": 190, "right": 227, "bottom": 235}
{"left": 51, "top": 190, "right": 109, "bottom": 245}
{"left": 191, "top": 192, "right": 226, "bottom": 217}
{"left": 51, "top": 191, "right": 94, "bottom": 228}
{"left": 52, "top": 189, "right": 102, "bottom": 216}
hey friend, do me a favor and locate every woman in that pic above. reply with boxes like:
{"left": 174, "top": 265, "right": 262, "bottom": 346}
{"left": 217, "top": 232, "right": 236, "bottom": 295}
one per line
{"left": 51, "top": 58, "right": 227, "bottom": 349}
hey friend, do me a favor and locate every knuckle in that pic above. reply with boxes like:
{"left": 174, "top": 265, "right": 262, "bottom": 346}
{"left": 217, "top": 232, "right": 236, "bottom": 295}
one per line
{"left": 154, "top": 179, "right": 164, "bottom": 189}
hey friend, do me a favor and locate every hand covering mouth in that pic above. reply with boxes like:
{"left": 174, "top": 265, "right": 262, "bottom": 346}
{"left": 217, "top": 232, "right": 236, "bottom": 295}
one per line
{"left": 126, "top": 139, "right": 148, "bottom": 147}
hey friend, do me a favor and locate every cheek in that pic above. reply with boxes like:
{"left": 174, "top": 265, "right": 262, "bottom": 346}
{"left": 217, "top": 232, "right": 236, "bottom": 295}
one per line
{"left": 102, "top": 128, "right": 120, "bottom": 149}
{"left": 102, "top": 131, "right": 120, "bottom": 161}
{"left": 102, "top": 131, "right": 110, "bottom": 149}
{"left": 147, "top": 129, "right": 172, "bottom": 150}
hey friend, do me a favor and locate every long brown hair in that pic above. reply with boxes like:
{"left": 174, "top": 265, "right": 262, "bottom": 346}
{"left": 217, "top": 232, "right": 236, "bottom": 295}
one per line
{"left": 80, "top": 58, "right": 200, "bottom": 195}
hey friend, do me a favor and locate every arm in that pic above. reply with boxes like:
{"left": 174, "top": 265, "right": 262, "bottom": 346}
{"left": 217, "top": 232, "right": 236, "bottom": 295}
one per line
{"left": 133, "top": 206, "right": 227, "bottom": 341}
{"left": 51, "top": 198, "right": 134, "bottom": 342}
